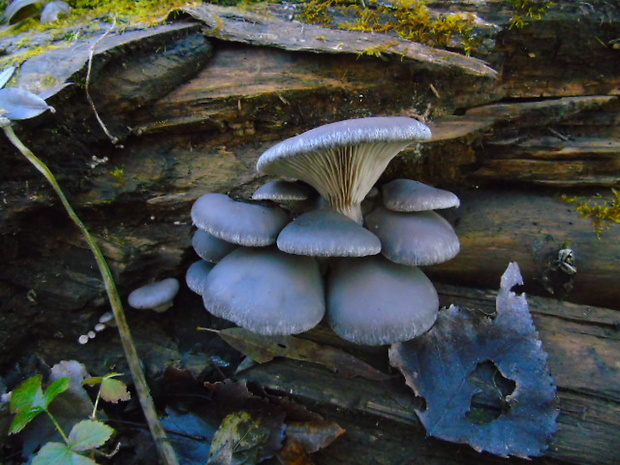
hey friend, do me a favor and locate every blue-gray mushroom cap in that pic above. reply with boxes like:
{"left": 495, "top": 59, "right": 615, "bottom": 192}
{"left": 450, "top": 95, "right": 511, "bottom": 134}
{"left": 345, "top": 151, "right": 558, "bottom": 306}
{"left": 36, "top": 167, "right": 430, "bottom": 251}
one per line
{"left": 366, "top": 207, "right": 460, "bottom": 266}
{"left": 202, "top": 247, "right": 325, "bottom": 335}
{"left": 128, "top": 278, "right": 180, "bottom": 312}
{"left": 191, "top": 193, "right": 289, "bottom": 247}
{"left": 186, "top": 260, "right": 215, "bottom": 295}
{"left": 327, "top": 256, "right": 439, "bottom": 345}
{"left": 382, "top": 179, "right": 460, "bottom": 212}
{"left": 277, "top": 208, "right": 381, "bottom": 257}
{"left": 192, "top": 229, "right": 238, "bottom": 263}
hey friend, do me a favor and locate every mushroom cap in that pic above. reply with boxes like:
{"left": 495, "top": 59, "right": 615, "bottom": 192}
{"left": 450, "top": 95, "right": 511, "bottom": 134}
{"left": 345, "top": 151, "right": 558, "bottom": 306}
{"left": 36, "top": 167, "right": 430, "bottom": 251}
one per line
{"left": 327, "top": 256, "right": 438, "bottom": 345}
{"left": 256, "top": 117, "right": 431, "bottom": 223}
{"left": 202, "top": 247, "right": 325, "bottom": 335}
{"left": 186, "top": 260, "right": 215, "bottom": 295}
{"left": 365, "top": 207, "right": 460, "bottom": 266}
{"left": 192, "top": 229, "right": 238, "bottom": 263}
{"left": 252, "top": 180, "right": 311, "bottom": 201}
{"left": 382, "top": 179, "right": 460, "bottom": 212}
{"left": 128, "top": 278, "right": 180, "bottom": 310}
{"left": 277, "top": 208, "right": 381, "bottom": 257}
{"left": 191, "top": 193, "right": 289, "bottom": 247}
{"left": 258, "top": 117, "right": 431, "bottom": 165}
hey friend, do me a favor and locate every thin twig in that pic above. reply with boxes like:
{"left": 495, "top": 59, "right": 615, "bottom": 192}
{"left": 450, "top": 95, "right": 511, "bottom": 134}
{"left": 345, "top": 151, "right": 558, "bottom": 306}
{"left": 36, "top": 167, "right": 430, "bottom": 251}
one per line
{"left": 3, "top": 125, "right": 179, "bottom": 465}
{"left": 85, "top": 18, "right": 120, "bottom": 145}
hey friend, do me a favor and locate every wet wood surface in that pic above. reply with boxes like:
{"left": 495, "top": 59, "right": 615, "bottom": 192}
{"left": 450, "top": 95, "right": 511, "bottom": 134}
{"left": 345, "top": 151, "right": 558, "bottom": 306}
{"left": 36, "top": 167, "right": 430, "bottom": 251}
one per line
{"left": 429, "top": 189, "right": 620, "bottom": 310}
{"left": 240, "top": 283, "right": 620, "bottom": 465}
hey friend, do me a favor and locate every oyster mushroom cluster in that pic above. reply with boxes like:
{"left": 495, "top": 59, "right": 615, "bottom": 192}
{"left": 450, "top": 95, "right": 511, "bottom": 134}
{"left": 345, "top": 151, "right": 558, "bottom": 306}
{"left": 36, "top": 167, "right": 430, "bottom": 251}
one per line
{"left": 186, "top": 116, "right": 460, "bottom": 346}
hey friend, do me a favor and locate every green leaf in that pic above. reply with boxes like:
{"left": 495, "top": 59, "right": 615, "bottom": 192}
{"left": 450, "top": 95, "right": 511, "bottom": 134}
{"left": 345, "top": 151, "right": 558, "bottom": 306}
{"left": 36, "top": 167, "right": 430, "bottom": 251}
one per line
{"left": 82, "top": 377, "right": 104, "bottom": 386}
{"left": 67, "top": 419, "right": 114, "bottom": 452}
{"left": 10, "top": 375, "right": 44, "bottom": 412}
{"left": 32, "top": 442, "right": 99, "bottom": 465}
{"left": 99, "top": 378, "right": 131, "bottom": 404}
{"left": 9, "top": 375, "right": 47, "bottom": 434}
{"left": 84, "top": 373, "right": 131, "bottom": 403}
{"left": 44, "top": 377, "right": 71, "bottom": 406}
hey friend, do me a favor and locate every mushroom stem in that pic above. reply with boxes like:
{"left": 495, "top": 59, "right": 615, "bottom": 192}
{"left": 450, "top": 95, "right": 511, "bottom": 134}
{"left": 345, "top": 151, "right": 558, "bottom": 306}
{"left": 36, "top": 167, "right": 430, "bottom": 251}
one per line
{"left": 331, "top": 201, "right": 363, "bottom": 224}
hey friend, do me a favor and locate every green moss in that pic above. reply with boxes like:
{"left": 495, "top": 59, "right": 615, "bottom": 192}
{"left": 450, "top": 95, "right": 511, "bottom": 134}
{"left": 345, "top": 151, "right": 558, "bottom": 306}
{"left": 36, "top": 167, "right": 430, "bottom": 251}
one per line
{"left": 0, "top": 44, "right": 69, "bottom": 68}
{"left": 299, "top": 0, "right": 481, "bottom": 55}
{"left": 563, "top": 189, "right": 620, "bottom": 238}
{"left": 358, "top": 40, "right": 400, "bottom": 59}
{"left": 68, "top": 0, "right": 198, "bottom": 27}
{"left": 0, "top": 0, "right": 198, "bottom": 68}
{"left": 508, "top": 0, "right": 553, "bottom": 29}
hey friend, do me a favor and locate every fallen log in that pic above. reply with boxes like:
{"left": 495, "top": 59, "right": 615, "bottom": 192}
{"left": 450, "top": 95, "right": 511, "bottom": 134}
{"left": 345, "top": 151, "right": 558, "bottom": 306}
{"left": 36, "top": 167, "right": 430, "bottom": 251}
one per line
{"left": 428, "top": 188, "right": 620, "bottom": 310}
{"left": 239, "top": 283, "right": 620, "bottom": 465}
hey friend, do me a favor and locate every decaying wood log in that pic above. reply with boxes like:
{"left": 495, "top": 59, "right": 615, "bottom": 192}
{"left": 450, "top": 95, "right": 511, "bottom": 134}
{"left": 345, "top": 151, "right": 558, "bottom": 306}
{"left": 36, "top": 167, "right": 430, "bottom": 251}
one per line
{"left": 0, "top": 2, "right": 618, "bottom": 463}
{"left": 180, "top": 3, "right": 498, "bottom": 78}
{"left": 429, "top": 189, "right": 620, "bottom": 310}
{"left": 240, "top": 283, "right": 620, "bottom": 465}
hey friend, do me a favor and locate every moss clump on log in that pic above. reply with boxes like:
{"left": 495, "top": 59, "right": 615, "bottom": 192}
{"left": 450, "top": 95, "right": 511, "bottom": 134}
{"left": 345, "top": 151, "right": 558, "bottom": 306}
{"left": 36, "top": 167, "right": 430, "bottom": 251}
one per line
{"left": 299, "top": 0, "right": 481, "bottom": 55}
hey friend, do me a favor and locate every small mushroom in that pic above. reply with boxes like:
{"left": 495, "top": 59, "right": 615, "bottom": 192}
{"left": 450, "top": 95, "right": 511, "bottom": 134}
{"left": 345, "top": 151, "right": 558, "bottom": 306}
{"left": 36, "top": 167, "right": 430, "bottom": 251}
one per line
{"left": 327, "top": 255, "right": 439, "bottom": 345}
{"left": 192, "top": 229, "right": 237, "bottom": 263}
{"left": 128, "top": 278, "right": 180, "bottom": 313}
{"left": 365, "top": 207, "right": 460, "bottom": 266}
{"left": 191, "top": 193, "right": 289, "bottom": 246}
{"left": 382, "top": 179, "right": 460, "bottom": 212}
{"left": 277, "top": 208, "right": 381, "bottom": 257}
{"left": 257, "top": 116, "right": 431, "bottom": 223}
{"left": 252, "top": 179, "right": 311, "bottom": 201}
{"left": 185, "top": 260, "right": 215, "bottom": 296}
{"left": 98, "top": 311, "right": 115, "bottom": 327}
{"left": 202, "top": 247, "right": 325, "bottom": 335}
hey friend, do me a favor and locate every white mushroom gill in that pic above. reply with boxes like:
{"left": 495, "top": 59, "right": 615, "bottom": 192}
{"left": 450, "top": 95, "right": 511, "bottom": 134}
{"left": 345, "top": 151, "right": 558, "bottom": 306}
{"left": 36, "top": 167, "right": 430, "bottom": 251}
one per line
{"left": 261, "top": 141, "right": 411, "bottom": 223}
{"left": 257, "top": 117, "right": 432, "bottom": 224}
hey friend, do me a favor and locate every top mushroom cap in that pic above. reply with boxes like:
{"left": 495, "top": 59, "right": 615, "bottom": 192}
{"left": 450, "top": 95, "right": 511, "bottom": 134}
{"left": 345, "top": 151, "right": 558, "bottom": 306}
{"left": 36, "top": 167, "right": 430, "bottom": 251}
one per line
{"left": 191, "top": 193, "right": 289, "bottom": 247}
{"left": 256, "top": 117, "right": 431, "bottom": 223}
{"left": 382, "top": 179, "right": 460, "bottom": 212}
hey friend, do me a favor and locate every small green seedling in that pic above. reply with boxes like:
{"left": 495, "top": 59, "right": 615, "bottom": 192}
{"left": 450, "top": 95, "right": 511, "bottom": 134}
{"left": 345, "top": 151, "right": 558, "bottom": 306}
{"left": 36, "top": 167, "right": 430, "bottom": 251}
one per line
{"left": 8, "top": 372, "right": 129, "bottom": 465}
{"left": 84, "top": 372, "right": 132, "bottom": 419}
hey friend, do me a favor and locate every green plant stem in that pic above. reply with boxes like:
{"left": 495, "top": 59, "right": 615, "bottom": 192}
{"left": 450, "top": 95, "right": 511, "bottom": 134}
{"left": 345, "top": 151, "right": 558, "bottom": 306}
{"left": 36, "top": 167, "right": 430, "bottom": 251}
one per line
{"left": 3, "top": 125, "right": 180, "bottom": 465}
{"left": 91, "top": 390, "right": 102, "bottom": 421}
{"left": 44, "top": 409, "right": 69, "bottom": 444}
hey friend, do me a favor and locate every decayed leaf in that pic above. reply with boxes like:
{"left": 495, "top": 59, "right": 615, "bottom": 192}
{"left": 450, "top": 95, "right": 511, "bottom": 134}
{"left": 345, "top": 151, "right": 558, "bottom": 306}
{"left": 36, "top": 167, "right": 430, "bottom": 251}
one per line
{"left": 277, "top": 421, "right": 345, "bottom": 465}
{"left": 213, "top": 328, "right": 390, "bottom": 380}
{"left": 0, "top": 67, "right": 16, "bottom": 90}
{"left": 283, "top": 421, "right": 346, "bottom": 453}
{"left": 0, "top": 87, "right": 55, "bottom": 120}
{"left": 389, "top": 262, "right": 558, "bottom": 458}
{"left": 207, "top": 410, "right": 285, "bottom": 465}
{"left": 3, "top": 0, "right": 41, "bottom": 24}
{"left": 161, "top": 407, "right": 217, "bottom": 464}
{"left": 40, "top": 0, "right": 71, "bottom": 24}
